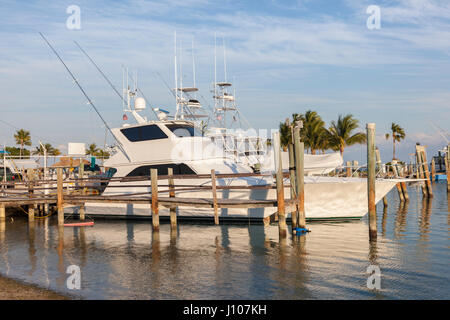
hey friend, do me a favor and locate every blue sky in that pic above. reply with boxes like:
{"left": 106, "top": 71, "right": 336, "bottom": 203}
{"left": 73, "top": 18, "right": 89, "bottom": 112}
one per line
{"left": 0, "top": 0, "right": 449, "bottom": 163}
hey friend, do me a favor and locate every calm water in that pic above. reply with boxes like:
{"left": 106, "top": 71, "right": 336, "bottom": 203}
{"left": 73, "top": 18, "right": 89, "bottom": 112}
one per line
{"left": 0, "top": 182, "right": 449, "bottom": 299}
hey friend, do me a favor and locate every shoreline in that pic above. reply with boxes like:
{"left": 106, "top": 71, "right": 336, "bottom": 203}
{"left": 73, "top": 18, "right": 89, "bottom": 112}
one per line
{"left": 0, "top": 274, "right": 71, "bottom": 300}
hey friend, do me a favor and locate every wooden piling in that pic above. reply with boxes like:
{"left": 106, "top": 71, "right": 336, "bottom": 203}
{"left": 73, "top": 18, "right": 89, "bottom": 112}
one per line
{"left": 286, "top": 119, "right": 297, "bottom": 229}
{"left": 392, "top": 161, "right": 405, "bottom": 202}
{"left": 375, "top": 148, "right": 387, "bottom": 207}
{"left": 446, "top": 145, "right": 450, "bottom": 193}
{"left": 416, "top": 145, "right": 433, "bottom": 197}
{"left": 416, "top": 148, "right": 428, "bottom": 197}
{"left": 401, "top": 182, "right": 409, "bottom": 201}
{"left": 27, "top": 169, "right": 35, "bottom": 222}
{"left": 151, "top": 169, "right": 159, "bottom": 231}
{"left": 79, "top": 162, "right": 85, "bottom": 194}
{"left": 430, "top": 158, "right": 436, "bottom": 182}
{"left": 383, "top": 196, "right": 388, "bottom": 207}
{"left": 57, "top": 167, "right": 64, "bottom": 226}
{"left": 288, "top": 141, "right": 297, "bottom": 229}
{"left": 168, "top": 168, "right": 177, "bottom": 228}
{"left": 211, "top": 169, "right": 219, "bottom": 225}
{"left": 346, "top": 161, "right": 352, "bottom": 177}
{"left": 273, "top": 131, "right": 287, "bottom": 238}
{"left": 293, "top": 125, "right": 306, "bottom": 229}
{"left": 353, "top": 161, "right": 359, "bottom": 177}
{"left": 79, "top": 204, "right": 85, "bottom": 221}
{"left": 0, "top": 204, "right": 5, "bottom": 222}
{"left": 367, "top": 123, "right": 377, "bottom": 241}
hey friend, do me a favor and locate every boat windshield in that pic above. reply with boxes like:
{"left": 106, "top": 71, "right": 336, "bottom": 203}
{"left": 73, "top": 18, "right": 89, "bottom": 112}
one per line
{"left": 166, "top": 124, "right": 202, "bottom": 137}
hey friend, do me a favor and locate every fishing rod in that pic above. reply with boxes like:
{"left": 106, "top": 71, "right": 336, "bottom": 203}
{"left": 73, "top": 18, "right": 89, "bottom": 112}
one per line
{"left": 74, "top": 40, "right": 159, "bottom": 119}
{"left": 74, "top": 41, "right": 125, "bottom": 103}
{"left": 39, "top": 32, "right": 131, "bottom": 162}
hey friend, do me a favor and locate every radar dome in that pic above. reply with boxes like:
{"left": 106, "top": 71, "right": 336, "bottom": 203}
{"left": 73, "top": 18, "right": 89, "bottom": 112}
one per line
{"left": 134, "top": 97, "right": 146, "bottom": 111}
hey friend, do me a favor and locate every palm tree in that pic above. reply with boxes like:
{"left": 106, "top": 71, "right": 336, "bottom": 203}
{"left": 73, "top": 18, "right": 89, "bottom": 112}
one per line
{"left": 327, "top": 114, "right": 366, "bottom": 156}
{"left": 296, "top": 110, "right": 327, "bottom": 154}
{"left": 96, "top": 149, "right": 110, "bottom": 158}
{"left": 279, "top": 118, "right": 292, "bottom": 151}
{"left": 200, "top": 120, "right": 208, "bottom": 137}
{"left": 280, "top": 111, "right": 328, "bottom": 154}
{"left": 14, "top": 129, "right": 31, "bottom": 158}
{"left": 32, "top": 143, "right": 55, "bottom": 156}
{"left": 86, "top": 143, "right": 99, "bottom": 156}
{"left": 385, "top": 123, "right": 405, "bottom": 160}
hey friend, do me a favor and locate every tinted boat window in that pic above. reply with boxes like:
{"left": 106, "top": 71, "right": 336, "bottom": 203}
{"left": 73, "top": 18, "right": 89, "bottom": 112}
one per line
{"left": 125, "top": 163, "right": 196, "bottom": 177}
{"left": 121, "top": 125, "right": 168, "bottom": 142}
{"left": 166, "top": 124, "right": 201, "bottom": 137}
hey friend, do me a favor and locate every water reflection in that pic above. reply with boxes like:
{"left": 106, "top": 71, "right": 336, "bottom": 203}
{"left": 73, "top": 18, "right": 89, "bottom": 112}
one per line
{"left": 0, "top": 184, "right": 449, "bottom": 299}
{"left": 27, "top": 221, "right": 36, "bottom": 276}
{"left": 381, "top": 206, "right": 388, "bottom": 236}
{"left": 394, "top": 201, "right": 409, "bottom": 238}
{"left": 419, "top": 197, "right": 432, "bottom": 239}
{"left": 56, "top": 226, "right": 65, "bottom": 287}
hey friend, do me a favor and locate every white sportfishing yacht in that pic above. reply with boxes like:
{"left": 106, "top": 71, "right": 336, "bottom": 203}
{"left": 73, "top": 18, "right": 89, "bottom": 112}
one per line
{"left": 65, "top": 87, "right": 399, "bottom": 222}
{"left": 45, "top": 34, "right": 399, "bottom": 222}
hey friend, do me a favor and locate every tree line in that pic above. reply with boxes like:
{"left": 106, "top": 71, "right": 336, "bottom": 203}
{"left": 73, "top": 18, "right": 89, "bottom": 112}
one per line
{"left": 279, "top": 111, "right": 405, "bottom": 159}
{"left": 4, "top": 129, "right": 110, "bottom": 158}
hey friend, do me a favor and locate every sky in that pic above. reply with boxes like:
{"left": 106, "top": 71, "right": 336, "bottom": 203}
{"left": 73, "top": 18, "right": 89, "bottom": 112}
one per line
{"left": 0, "top": 0, "right": 449, "bottom": 163}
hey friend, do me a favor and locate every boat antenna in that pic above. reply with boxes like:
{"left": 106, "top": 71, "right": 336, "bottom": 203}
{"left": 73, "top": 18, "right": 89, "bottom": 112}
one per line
{"left": 192, "top": 37, "right": 196, "bottom": 90}
{"left": 39, "top": 32, "right": 131, "bottom": 162}
{"left": 214, "top": 32, "right": 217, "bottom": 98}
{"left": 223, "top": 35, "right": 227, "bottom": 83}
{"left": 174, "top": 31, "right": 179, "bottom": 120}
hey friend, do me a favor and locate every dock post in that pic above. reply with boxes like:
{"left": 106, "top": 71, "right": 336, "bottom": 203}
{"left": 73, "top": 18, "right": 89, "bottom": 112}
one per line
{"left": 415, "top": 147, "right": 428, "bottom": 197}
{"left": 353, "top": 160, "right": 359, "bottom": 177}
{"left": 446, "top": 144, "right": 450, "bottom": 193}
{"left": 392, "top": 161, "right": 405, "bottom": 202}
{"left": 431, "top": 158, "right": 436, "bottom": 182}
{"left": 43, "top": 167, "right": 49, "bottom": 215}
{"left": 211, "top": 169, "right": 219, "bottom": 225}
{"left": 375, "top": 148, "right": 388, "bottom": 207}
{"left": 167, "top": 168, "right": 177, "bottom": 229}
{"left": 151, "top": 169, "right": 159, "bottom": 231}
{"left": 79, "top": 204, "right": 85, "bottom": 221}
{"left": 27, "top": 169, "right": 35, "bottom": 222}
{"left": 57, "top": 167, "right": 64, "bottom": 226}
{"left": 346, "top": 161, "right": 351, "bottom": 177}
{"left": 367, "top": 123, "right": 377, "bottom": 241}
{"left": 273, "top": 131, "right": 287, "bottom": 238}
{"left": 417, "top": 146, "right": 433, "bottom": 197}
{"left": 0, "top": 204, "right": 5, "bottom": 222}
{"left": 401, "top": 182, "right": 409, "bottom": 201}
{"left": 78, "top": 161, "right": 85, "bottom": 220}
{"left": 293, "top": 124, "right": 306, "bottom": 229}
{"left": 286, "top": 119, "right": 297, "bottom": 229}
{"left": 79, "top": 161, "right": 85, "bottom": 194}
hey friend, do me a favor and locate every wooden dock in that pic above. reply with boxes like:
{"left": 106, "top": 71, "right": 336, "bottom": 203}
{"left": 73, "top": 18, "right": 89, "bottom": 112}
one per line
{"left": 0, "top": 131, "right": 306, "bottom": 238}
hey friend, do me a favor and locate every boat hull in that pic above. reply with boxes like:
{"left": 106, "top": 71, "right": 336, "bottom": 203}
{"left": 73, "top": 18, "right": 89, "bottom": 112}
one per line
{"left": 64, "top": 177, "right": 398, "bottom": 222}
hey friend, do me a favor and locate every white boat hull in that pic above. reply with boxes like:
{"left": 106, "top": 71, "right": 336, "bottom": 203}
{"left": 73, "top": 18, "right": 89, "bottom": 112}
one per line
{"left": 65, "top": 177, "right": 398, "bottom": 221}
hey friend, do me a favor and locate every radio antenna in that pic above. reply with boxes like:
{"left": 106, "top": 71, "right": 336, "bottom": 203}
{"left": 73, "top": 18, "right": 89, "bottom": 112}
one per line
{"left": 39, "top": 32, "right": 131, "bottom": 162}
